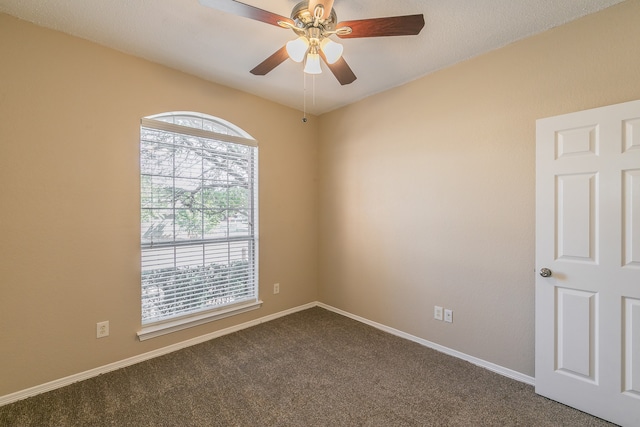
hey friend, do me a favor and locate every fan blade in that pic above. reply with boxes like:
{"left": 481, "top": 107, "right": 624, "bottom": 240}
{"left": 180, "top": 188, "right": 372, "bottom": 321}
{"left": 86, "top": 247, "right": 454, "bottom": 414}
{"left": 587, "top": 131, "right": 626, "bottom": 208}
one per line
{"left": 320, "top": 51, "right": 357, "bottom": 85}
{"left": 308, "top": 0, "right": 334, "bottom": 20}
{"left": 336, "top": 14, "right": 425, "bottom": 38}
{"left": 250, "top": 45, "right": 289, "bottom": 76}
{"left": 198, "top": 0, "right": 294, "bottom": 27}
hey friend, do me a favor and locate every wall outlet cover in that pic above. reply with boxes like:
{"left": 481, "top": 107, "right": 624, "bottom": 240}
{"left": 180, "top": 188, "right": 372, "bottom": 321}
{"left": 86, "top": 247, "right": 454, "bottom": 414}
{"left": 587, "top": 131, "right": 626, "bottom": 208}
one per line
{"left": 97, "top": 321, "right": 109, "bottom": 338}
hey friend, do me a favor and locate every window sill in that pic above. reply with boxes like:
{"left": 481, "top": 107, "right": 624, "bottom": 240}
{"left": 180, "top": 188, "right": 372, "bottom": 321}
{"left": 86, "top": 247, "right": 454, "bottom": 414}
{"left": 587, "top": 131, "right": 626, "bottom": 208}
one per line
{"left": 137, "top": 300, "right": 263, "bottom": 341}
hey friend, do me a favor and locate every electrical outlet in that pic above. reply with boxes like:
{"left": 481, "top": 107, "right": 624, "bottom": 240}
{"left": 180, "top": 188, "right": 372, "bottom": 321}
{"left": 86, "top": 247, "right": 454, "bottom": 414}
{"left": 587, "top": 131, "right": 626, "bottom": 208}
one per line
{"left": 444, "top": 309, "right": 453, "bottom": 323}
{"left": 434, "top": 306, "right": 443, "bottom": 321}
{"left": 273, "top": 283, "right": 280, "bottom": 294}
{"left": 97, "top": 321, "right": 109, "bottom": 338}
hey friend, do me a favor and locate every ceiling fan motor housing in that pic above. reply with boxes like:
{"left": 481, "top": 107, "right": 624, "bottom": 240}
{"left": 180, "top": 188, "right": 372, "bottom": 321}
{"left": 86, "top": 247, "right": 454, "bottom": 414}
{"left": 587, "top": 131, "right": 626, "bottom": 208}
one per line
{"left": 291, "top": 1, "right": 337, "bottom": 33}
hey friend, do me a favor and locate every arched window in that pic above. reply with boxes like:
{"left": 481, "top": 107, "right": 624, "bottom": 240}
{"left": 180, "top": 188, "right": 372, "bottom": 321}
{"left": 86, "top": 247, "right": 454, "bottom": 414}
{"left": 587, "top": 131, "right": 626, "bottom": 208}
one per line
{"left": 138, "top": 112, "right": 259, "bottom": 340}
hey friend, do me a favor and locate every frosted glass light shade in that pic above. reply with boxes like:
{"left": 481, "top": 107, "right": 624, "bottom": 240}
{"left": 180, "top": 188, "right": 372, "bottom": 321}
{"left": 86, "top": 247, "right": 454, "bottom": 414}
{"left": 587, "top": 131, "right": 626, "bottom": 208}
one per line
{"left": 304, "top": 52, "right": 322, "bottom": 74}
{"left": 320, "top": 38, "right": 343, "bottom": 64}
{"left": 286, "top": 37, "right": 309, "bottom": 63}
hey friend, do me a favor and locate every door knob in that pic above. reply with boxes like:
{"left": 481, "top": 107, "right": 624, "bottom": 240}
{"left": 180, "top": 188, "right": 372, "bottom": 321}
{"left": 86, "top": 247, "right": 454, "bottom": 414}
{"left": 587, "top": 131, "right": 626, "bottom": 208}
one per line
{"left": 539, "top": 268, "right": 552, "bottom": 277}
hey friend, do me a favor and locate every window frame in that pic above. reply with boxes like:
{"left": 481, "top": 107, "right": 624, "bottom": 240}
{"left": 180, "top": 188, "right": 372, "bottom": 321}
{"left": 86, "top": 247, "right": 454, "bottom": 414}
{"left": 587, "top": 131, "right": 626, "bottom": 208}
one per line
{"left": 137, "top": 112, "right": 260, "bottom": 341}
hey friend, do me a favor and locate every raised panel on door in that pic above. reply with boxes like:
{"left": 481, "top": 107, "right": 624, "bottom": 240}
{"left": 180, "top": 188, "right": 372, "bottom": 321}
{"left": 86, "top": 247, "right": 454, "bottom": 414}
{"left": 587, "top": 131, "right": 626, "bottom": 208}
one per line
{"left": 555, "top": 125, "right": 599, "bottom": 158}
{"left": 623, "top": 118, "right": 640, "bottom": 153}
{"left": 623, "top": 169, "right": 640, "bottom": 268}
{"left": 624, "top": 297, "right": 640, "bottom": 397}
{"left": 556, "top": 173, "right": 598, "bottom": 262}
{"left": 556, "top": 287, "right": 598, "bottom": 381}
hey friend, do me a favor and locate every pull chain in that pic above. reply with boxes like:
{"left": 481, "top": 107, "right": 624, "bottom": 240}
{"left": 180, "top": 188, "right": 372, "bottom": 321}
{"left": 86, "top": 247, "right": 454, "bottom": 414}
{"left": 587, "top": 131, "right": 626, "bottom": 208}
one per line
{"left": 302, "top": 72, "right": 308, "bottom": 123}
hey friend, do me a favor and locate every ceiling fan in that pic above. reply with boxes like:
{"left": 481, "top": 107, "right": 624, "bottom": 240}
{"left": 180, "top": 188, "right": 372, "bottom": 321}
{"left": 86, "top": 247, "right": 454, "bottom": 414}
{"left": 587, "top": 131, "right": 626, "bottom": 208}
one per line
{"left": 198, "top": 0, "right": 425, "bottom": 85}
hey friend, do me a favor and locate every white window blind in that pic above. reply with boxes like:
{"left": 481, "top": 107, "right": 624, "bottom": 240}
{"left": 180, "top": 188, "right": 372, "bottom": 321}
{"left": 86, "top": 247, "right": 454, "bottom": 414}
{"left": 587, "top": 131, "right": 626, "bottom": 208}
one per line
{"left": 139, "top": 113, "right": 258, "bottom": 328}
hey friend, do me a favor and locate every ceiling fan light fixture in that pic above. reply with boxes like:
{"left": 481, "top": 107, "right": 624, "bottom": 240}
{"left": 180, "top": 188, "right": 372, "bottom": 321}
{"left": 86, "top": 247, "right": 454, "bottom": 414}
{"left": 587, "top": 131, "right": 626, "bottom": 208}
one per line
{"left": 303, "top": 52, "right": 322, "bottom": 74}
{"left": 320, "top": 37, "right": 343, "bottom": 64}
{"left": 286, "top": 36, "right": 309, "bottom": 63}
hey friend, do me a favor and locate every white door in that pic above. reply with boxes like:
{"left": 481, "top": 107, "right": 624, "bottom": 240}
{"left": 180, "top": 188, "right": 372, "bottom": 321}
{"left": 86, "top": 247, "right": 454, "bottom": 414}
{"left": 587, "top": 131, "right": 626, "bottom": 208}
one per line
{"left": 535, "top": 99, "right": 640, "bottom": 426}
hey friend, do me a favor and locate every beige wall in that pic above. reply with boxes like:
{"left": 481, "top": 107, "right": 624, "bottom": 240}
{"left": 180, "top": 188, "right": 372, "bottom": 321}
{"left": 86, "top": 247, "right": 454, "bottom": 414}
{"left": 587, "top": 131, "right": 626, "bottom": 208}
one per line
{"left": 318, "top": 0, "right": 640, "bottom": 376}
{"left": 0, "top": 14, "right": 318, "bottom": 396}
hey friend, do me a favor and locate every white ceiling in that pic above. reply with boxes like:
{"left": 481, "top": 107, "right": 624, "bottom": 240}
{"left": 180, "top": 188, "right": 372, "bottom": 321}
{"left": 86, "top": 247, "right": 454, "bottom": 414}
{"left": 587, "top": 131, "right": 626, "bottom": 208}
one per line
{"left": 0, "top": 0, "right": 625, "bottom": 115}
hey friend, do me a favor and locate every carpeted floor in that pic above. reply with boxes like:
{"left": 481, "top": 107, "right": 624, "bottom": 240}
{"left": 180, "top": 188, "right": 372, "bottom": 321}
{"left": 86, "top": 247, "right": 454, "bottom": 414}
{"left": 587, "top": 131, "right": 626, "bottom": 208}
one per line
{"left": 0, "top": 307, "right": 616, "bottom": 426}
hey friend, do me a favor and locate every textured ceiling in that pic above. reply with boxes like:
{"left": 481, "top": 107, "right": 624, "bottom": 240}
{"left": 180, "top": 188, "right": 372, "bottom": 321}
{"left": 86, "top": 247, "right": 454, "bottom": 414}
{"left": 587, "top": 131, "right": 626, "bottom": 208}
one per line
{"left": 0, "top": 0, "right": 626, "bottom": 115}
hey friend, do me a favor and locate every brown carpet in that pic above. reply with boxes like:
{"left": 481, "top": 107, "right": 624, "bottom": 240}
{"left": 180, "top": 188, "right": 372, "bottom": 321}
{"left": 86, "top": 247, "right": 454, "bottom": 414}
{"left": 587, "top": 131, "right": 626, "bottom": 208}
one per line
{"left": 0, "top": 307, "right": 616, "bottom": 426}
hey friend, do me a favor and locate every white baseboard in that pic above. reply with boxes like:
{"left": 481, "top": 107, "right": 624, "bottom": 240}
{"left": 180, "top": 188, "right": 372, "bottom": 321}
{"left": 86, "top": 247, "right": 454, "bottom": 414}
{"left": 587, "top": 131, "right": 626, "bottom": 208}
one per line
{"left": 317, "top": 302, "right": 536, "bottom": 386}
{"left": 0, "top": 300, "right": 533, "bottom": 407}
